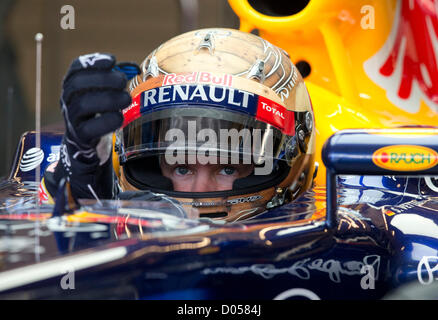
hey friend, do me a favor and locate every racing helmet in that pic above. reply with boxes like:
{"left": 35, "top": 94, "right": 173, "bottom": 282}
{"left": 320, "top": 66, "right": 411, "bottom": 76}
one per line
{"left": 116, "top": 28, "right": 316, "bottom": 222}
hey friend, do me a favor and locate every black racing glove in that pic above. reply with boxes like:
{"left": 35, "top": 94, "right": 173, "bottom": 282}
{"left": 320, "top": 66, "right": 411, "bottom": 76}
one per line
{"left": 54, "top": 53, "right": 132, "bottom": 200}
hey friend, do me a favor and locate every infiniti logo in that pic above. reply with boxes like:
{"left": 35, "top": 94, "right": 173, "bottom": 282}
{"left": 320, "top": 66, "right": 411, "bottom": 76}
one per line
{"left": 20, "top": 147, "right": 44, "bottom": 172}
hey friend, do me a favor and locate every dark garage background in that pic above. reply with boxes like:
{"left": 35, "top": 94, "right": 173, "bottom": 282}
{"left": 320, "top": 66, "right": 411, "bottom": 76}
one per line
{"left": 0, "top": 0, "right": 239, "bottom": 178}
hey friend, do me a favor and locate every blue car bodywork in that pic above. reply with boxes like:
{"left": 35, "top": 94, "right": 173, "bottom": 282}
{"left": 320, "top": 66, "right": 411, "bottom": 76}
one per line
{"left": 0, "top": 129, "right": 438, "bottom": 300}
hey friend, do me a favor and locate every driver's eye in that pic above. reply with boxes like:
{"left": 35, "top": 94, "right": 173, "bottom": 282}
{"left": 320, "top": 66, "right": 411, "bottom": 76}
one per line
{"left": 220, "top": 167, "right": 236, "bottom": 175}
{"left": 175, "top": 166, "right": 191, "bottom": 176}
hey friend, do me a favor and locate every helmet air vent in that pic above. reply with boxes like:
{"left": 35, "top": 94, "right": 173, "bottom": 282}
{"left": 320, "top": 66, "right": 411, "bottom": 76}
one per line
{"left": 197, "top": 32, "right": 215, "bottom": 54}
{"left": 143, "top": 55, "right": 159, "bottom": 81}
{"left": 247, "top": 59, "right": 265, "bottom": 83}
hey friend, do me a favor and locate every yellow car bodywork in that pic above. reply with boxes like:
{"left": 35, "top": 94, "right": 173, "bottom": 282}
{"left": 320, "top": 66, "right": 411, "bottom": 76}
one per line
{"left": 228, "top": 0, "right": 438, "bottom": 185}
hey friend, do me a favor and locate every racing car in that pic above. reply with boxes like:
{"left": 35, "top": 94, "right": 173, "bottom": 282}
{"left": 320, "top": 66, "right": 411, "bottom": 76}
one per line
{"left": 1, "top": 0, "right": 438, "bottom": 300}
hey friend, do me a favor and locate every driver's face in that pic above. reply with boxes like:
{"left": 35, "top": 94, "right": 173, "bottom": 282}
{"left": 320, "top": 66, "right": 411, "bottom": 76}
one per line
{"left": 160, "top": 159, "right": 254, "bottom": 192}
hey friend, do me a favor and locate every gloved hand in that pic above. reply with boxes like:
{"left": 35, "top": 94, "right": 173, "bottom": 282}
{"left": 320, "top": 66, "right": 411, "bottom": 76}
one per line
{"left": 55, "top": 53, "right": 132, "bottom": 199}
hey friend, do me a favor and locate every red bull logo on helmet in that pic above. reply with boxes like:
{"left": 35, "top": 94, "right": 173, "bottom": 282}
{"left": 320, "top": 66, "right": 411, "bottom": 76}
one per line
{"left": 163, "top": 72, "right": 233, "bottom": 87}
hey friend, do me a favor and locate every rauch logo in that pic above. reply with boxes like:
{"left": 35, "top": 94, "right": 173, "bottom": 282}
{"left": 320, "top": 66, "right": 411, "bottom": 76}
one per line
{"left": 372, "top": 145, "right": 438, "bottom": 171}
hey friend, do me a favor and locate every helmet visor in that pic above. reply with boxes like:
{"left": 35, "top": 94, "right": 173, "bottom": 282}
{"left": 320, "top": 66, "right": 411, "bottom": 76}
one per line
{"left": 120, "top": 106, "right": 293, "bottom": 173}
